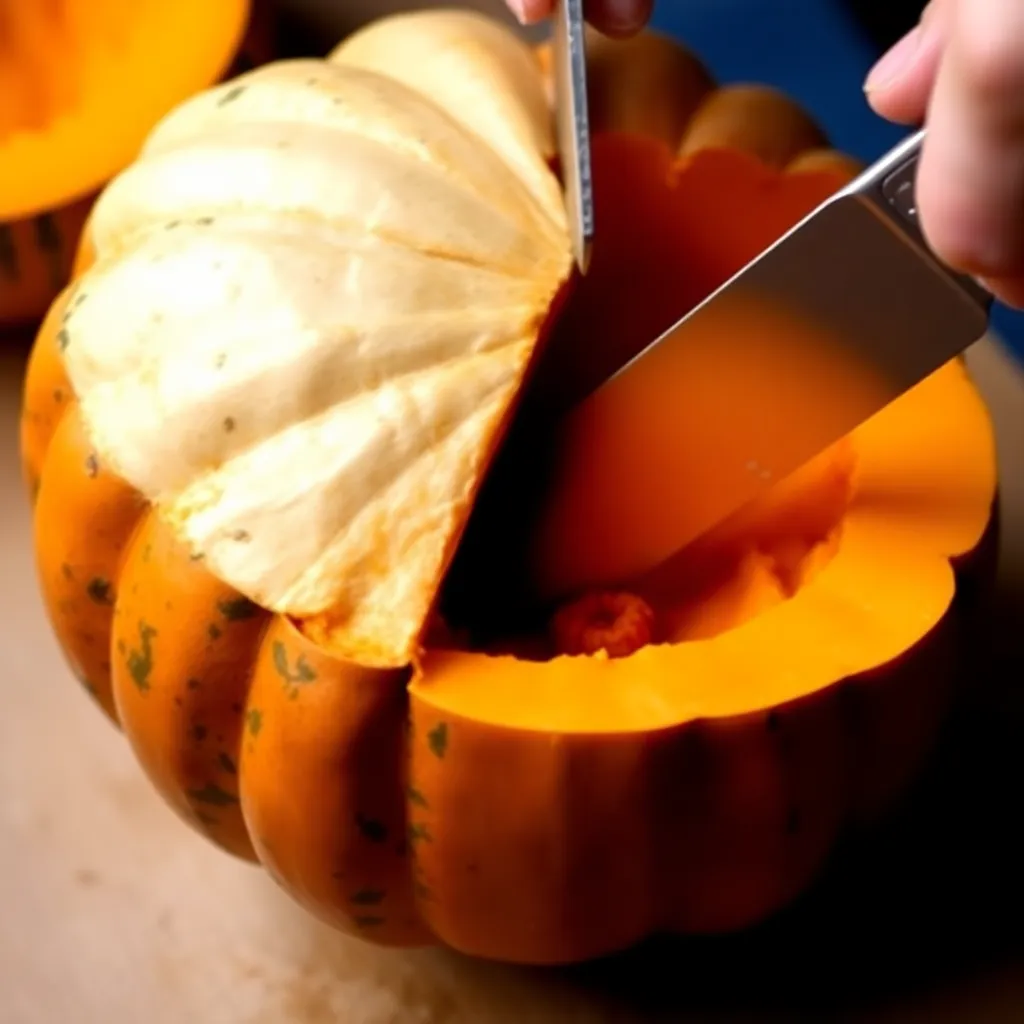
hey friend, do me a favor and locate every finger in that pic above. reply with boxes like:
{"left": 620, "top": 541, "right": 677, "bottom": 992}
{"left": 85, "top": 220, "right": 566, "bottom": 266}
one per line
{"left": 980, "top": 274, "right": 1024, "bottom": 311}
{"left": 584, "top": 0, "right": 653, "bottom": 37}
{"left": 915, "top": 0, "right": 1024, "bottom": 279}
{"left": 863, "top": 0, "right": 951, "bottom": 124}
{"left": 507, "top": 0, "right": 652, "bottom": 36}
{"left": 506, "top": 0, "right": 552, "bottom": 24}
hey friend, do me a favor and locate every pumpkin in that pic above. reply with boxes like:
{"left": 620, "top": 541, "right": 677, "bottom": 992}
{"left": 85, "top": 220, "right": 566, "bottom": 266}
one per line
{"left": 20, "top": 12, "right": 998, "bottom": 966}
{"left": 0, "top": 0, "right": 269, "bottom": 329}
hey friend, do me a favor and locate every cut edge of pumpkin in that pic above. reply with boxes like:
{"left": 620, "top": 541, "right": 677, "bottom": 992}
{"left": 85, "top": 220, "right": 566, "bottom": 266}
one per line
{"left": 0, "top": 0, "right": 251, "bottom": 219}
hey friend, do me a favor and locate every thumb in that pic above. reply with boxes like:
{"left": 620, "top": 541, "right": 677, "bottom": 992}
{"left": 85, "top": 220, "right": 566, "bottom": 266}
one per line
{"left": 863, "top": 1, "right": 950, "bottom": 124}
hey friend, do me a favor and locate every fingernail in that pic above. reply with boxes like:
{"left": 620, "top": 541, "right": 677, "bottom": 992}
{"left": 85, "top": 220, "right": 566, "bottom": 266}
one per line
{"left": 864, "top": 24, "right": 924, "bottom": 92}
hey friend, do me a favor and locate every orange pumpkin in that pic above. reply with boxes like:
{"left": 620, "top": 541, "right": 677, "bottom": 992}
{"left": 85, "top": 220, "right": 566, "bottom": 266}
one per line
{"left": 0, "top": 0, "right": 273, "bottom": 329}
{"left": 20, "top": 13, "right": 998, "bottom": 966}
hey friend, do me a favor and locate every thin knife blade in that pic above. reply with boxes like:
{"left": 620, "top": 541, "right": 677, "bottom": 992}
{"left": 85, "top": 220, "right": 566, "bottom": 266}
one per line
{"left": 552, "top": 0, "right": 594, "bottom": 274}
{"left": 530, "top": 129, "right": 992, "bottom": 598}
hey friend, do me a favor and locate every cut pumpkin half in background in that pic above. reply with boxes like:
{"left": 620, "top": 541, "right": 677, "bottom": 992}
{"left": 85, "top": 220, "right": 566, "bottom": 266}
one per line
{"left": 0, "top": 0, "right": 258, "bottom": 326}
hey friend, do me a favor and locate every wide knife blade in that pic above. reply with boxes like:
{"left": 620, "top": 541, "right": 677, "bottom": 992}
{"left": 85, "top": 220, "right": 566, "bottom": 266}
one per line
{"left": 552, "top": 0, "right": 594, "bottom": 274}
{"left": 530, "top": 128, "right": 993, "bottom": 599}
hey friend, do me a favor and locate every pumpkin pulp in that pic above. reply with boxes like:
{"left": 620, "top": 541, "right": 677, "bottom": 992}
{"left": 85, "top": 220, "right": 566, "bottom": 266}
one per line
{"left": 0, "top": 0, "right": 250, "bottom": 219}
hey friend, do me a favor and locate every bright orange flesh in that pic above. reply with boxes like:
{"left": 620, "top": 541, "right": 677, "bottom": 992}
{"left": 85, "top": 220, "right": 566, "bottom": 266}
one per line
{"left": 0, "top": 0, "right": 251, "bottom": 218}
{"left": 20, "top": 35, "right": 1000, "bottom": 967}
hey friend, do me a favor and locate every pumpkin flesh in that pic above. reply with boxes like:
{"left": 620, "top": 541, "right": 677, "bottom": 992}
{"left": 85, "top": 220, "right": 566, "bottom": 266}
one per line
{"left": 20, "top": 16, "right": 998, "bottom": 968}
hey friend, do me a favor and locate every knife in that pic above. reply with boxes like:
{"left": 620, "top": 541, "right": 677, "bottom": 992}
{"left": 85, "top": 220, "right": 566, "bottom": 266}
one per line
{"left": 552, "top": 0, "right": 594, "bottom": 274}
{"left": 530, "top": 128, "right": 993, "bottom": 599}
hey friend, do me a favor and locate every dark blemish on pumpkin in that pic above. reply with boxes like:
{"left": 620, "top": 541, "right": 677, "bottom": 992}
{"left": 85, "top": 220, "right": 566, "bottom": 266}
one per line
{"left": 84, "top": 453, "right": 99, "bottom": 478}
{"left": 73, "top": 290, "right": 87, "bottom": 309}
{"left": 53, "top": 387, "right": 64, "bottom": 403}
{"left": 272, "top": 641, "right": 317, "bottom": 699}
{"left": 187, "top": 678, "right": 202, "bottom": 691}
{"left": 126, "top": 621, "right": 157, "bottom": 692}
{"left": 407, "top": 786, "right": 429, "bottom": 809}
{"left": 305, "top": 77, "right": 318, "bottom": 86}
{"left": 353, "top": 916, "right": 385, "bottom": 929}
{"left": 117, "top": 638, "right": 126, "bottom": 655}
{"left": 223, "top": 416, "right": 236, "bottom": 433}
{"left": 231, "top": 529, "right": 251, "bottom": 543}
{"left": 57, "top": 328, "right": 70, "bottom": 351}
{"left": 426, "top": 722, "right": 448, "bottom": 759}
{"left": 197, "top": 216, "right": 215, "bottom": 227}
{"left": 246, "top": 708, "right": 263, "bottom": 737}
{"left": 61, "top": 563, "right": 74, "bottom": 581}
{"left": 192, "top": 724, "right": 208, "bottom": 742}
{"left": 414, "top": 881, "right": 433, "bottom": 901}
{"left": 165, "top": 220, "right": 181, "bottom": 231}
{"left": 217, "top": 85, "right": 246, "bottom": 106}
{"left": 766, "top": 711, "right": 781, "bottom": 732}
{"left": 214, "top": 353, "right": 226, "bottom": 370}
{"left": 218, "top": 596, "right": 258, "bottom": 621}
{"left": 408, "top": 822, "right": 432, "bottom": 845}
{"left": 195, "top": 811, "right": 218, "bottom": 828}
{"left": 86, "top": 577, "right": 114, "bottom": 605}
{"left": 0, "top": 225, "right": 18, "bottom": 280}
{"left": 187, "top": 782, "right": 238, "bottom": 807}
{"left": 207, "top": 623, "right": 222, "bottom": 641}
{"left": 218, "top": 752, "right": 237, "bottom": 775}
{"left": 350, "top": 888, "right": 385, "bottom": 906}
{"left": 174, "top": 696, "right": 183, "bottom": 708}
{"left": 189, "top": 551, "right": 205, "bottom": 562}
{"left": 355, "top": 814, "right": 388, "bottom": 844}
{"left": 141, "top": 543, "right": 152, "bottom": 563}
{"left": 786, "top": 808, "right": 801, "bottom": 835}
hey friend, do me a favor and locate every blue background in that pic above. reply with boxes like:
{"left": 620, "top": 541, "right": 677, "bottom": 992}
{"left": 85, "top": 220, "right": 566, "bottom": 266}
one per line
{"left": 649, "top": 0, "right": 1024, "bottom": 365}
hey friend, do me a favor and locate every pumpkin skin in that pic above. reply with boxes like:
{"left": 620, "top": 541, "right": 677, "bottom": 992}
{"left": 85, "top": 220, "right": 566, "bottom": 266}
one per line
{"left": 20, "top": 15, "right": 998, "bottom": 967}
{"left": 0, "top": 0, "right": 272, "bottom": 329}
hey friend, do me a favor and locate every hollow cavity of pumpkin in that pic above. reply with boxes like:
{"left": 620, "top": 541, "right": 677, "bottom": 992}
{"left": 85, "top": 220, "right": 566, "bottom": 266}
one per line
{"left": 20, "top": 11, "right": 998, "bottom": 969}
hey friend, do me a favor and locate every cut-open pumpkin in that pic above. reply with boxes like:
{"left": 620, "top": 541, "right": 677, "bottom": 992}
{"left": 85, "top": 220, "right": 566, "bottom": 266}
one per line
{"left": 0, "top": 0, "right": 259, "bottom": 326}
{"left": 21, "top": 12, "right": 998, "bottom": 967}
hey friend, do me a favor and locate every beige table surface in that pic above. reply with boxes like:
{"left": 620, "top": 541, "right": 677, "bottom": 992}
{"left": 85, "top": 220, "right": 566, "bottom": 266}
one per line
{"left": 2, "top": 331, "right": 1024, "bottom": 1024}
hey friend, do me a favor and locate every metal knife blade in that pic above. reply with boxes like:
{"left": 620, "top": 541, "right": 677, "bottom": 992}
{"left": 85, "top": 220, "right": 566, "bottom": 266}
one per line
{"left": 530, "top": 128, "right": 993, "bottom": 599}
{"left": 552, "top": 0, "right": 594, "bottom": 274}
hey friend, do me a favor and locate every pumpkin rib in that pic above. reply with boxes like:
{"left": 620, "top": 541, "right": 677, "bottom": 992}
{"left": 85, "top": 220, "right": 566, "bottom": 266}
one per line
{"left": 110, "top": 512, "right": 266, "bottom": 862}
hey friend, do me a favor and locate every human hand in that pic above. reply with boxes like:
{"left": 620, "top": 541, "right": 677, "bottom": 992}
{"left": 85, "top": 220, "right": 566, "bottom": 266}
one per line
{"left": 506, "top": 0, "right": 652, "bottom": 38}
{"left": 865, "top": 0, "right": 1024, "bottom": 308}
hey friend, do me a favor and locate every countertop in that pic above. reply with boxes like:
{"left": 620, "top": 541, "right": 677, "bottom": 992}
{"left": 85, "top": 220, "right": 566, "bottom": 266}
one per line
{"left": 2, "top": 331, "right": 1024, "bottom": 1023}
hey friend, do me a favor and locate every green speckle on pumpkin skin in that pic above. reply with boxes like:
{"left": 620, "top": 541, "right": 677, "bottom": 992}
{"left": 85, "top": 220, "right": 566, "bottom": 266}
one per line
{"left": 60, "top": 562, "right": 74, "bottom": 581}
{"left": 217, "top": 84, "right": 246, "bottom": 106}
{"left": 407, "top": 786, "right": 429, "bottom": 809}
{"left": 126, "top": 621, "right": 157, "bottom": 692}
{"left": 350, "top": 888, "right": 386, "bottom": 906}
{"left": 84, "top": 453, "right": 99, "bottom": 478}
{"left": 56, "top": 328, "right": 70, "bottom": 351}
{"left": 408, "top": 822, "right": 432, "bottom": 845}
{"left": 207, "top": 623, "right": 222, "bottom": 641}
{"left": 217, "top": 596, "right": 258, "bottom": 621}
{"left": 272, "top": 641, "right": 317, "bottom": 699}
{"left": 426, "top": 722, "right": 448, "bottom": 759}
{"left": 187, "top": 782, "right": 238, "bottom": 807}
{"left": 246, "top": 708, "right": 263, "bottom": 737}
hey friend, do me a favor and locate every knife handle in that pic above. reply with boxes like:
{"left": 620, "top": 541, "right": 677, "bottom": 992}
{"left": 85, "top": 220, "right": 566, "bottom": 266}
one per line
{"left": 846, "top": 128, "right": 994, "bottom": 312}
